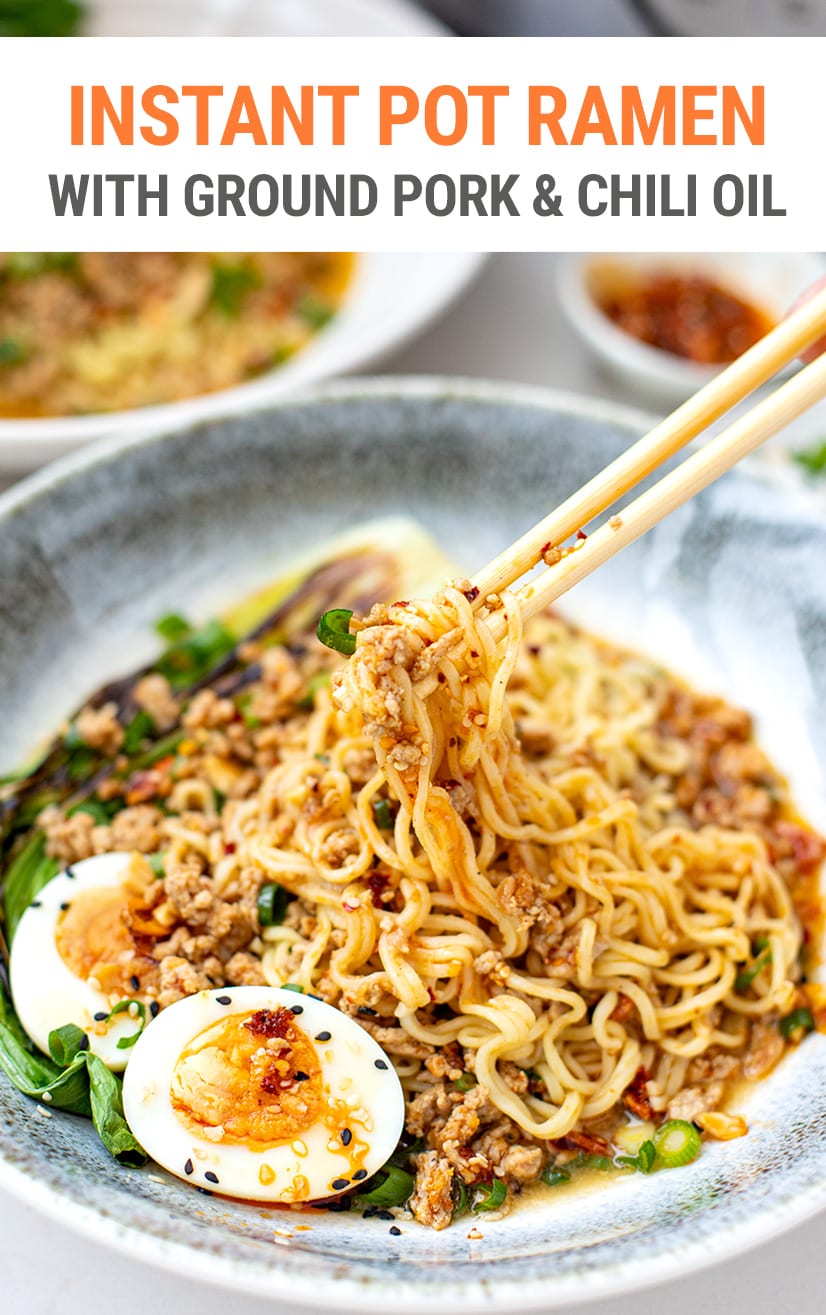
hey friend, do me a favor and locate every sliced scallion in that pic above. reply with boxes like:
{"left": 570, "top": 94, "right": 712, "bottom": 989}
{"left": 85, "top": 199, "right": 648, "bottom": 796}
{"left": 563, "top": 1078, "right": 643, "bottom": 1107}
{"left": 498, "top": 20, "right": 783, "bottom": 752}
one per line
{"left": 472, "top": 1178, "right": 507, "bottom": 1212}
{"left": 257, "top": 882, "right": 292, "bottom": 928}
{"left": 316, "top": 609, "right": 356, "bottom": 656}
{"left": 652, "top": 1119, "right": 701, "bottom": 1169}
{"left": 106, "top": 1000, "right": 148, "bottom": 1051}
{"left": 540, "top": 1164, "right": 570, "bottom": 1187}
{"left": 356, "top": 1164, "right": 414, "bottom": 1207}
{"left": 453, "top": 1072, "right": 478, "bottom": 1093}
{"left": 616, "top": 1139, "right": 656, "bottom": 1174}
{"left": 780, "top": 1007, "right": 815, "bottom": 1041}
{"left": 373, "top": 799, "right": 394, "bottom": 830}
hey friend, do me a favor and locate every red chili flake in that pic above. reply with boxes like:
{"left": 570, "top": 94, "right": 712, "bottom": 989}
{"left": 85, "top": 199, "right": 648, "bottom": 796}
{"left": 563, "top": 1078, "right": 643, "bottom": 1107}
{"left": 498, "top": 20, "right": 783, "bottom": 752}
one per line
{"left": 541, "top": 542, "right": 551, "bottom": 554}
{"left": 261, "top": 1070, "right": 287, "bottom": 1095}
{"left": 225, "top": 841, "right": 237, "bottom": 854}
{"left": 437, "top": 672, "right": 446, "bottom": 684}
{"left": 469, "top": 650, "right": 479, "bottom": 659}
{"left": 462, "top": 586, "right": 480, "bottom": 603}
{"left": 622, "top": 1066, "right": 655, "bottom": 1121}
{"left": 561, "top": 1129, "right": 612, "bottom": 1158}
{"left": 366, "top": 872, "right": 390, "bottom": 908}
{"left": 774, "top": 820, "right": 826, "bottom": 874}
{"left": 244, "top": 1007, "right": 293, "bottom": 1040}
{"left": 394, "top": 600, "right": 409, "bottom": 608}
{"left": 576, "top": 529, "right": 588, "bottom": 541}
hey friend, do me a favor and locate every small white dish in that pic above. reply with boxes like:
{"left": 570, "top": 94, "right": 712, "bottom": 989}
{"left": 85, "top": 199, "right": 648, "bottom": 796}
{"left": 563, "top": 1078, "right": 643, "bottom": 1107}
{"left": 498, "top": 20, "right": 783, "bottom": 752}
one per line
{"left": 0, "top": 251, "right": 485, "bottom": 472}
{"left": 557, "top": 252, "right": 826, "bottom": 408}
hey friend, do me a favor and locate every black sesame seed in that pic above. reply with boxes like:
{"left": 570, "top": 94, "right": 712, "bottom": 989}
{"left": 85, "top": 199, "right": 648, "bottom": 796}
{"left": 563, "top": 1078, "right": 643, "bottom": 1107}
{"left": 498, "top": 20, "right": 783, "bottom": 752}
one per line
{"left": 30, "top": 901, "right": 42, "bottom": 908}
{"left": 377, "top": 1209, "right": 394, "bottom": 1221}
{"left": 78, "top": 1034, "right": 90, "bottom": 1052}
{"left": 130, "top": 975, "right": 140, "bottom": 991}
{"left": 308, "top": 993, "right": 323, "bottom": 1001}
{"left": 59, "top": 902, "right": 71, "bottom": 911}
{"left": 352, "top": 1168, "right": 367, "bottom": 1181}
{"left": 340, "top": 1128, "right": 352, "bottom": 1146}
{"left": 326, "top": 1197, "right": 351, "bottom": 1213}
{"left": 331, "top": 1177, "right": 350, "bottom": 1190}
{"left": 93, "top": 1012, "right": 108, "bottom": 1022}
{"left": 149, "top": 1001, "right": 160, "bottom": 1018}
{"left": 315, "top": 1030, "right": 332, "bottom": 1042}
{"left": 294, "top": 1071, "right": 310, "bottom": 1082}
{"left": 65, "top": 866, "right": 75, "bottom": 879}
{"left": 216, "top": 995, "right": 232, "bottom": 1006}
{"left": 184, "top": 1159, "right": 194, "bottom": 1176}
{"left": 358, "top": 1006, "right": 378, "bottom": 1016}
{"left": 374, "top": 1059, "right": 388, "bottom": 1070}
{"left": 196, "top": 1187, "right": 213, "bottom": 1196}
{"left": 389, "top": 1226, "right": 401, "bottom": 1236}
{"left": 362, "top": 1206, "right": 377, "bottom": 1219}
{"left": 205, "top": 1171, "right": 219, "bottom": 1184}
{"left": 289, "top": 1005, "right": 304, "bottom": 1015}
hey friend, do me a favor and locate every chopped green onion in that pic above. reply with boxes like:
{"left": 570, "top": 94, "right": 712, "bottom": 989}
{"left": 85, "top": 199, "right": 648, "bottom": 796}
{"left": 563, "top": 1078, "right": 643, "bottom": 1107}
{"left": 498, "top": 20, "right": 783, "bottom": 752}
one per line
{"left": 652, "top": 1119, "right": 701, "bottom": 1169}
{"left": 154, "top": 618, "right": 235, "bottom": 690}
{"left": 0, "top": 337, "right": 25, "bottom": 366}
{"left": 66, "top": 799, "right": 111, "bottom": 826}
{"left": 451, "top": 1176, "right": 470, "bottom": 1219}
{"left": 735, "top": 940, "right": 773, "bottom": 993}
{"left": 356, "top": 1164, "right": 414, "bottom": 1207}
{"left": 63, "top": 721, "right": 87, "bottom": 749}
{"left": 280, "top": 983, "right": 305, "bottom": 994}
{"left": 295, "top": 294, "right": 334, "bottom": 330}
{"left": 297, "top": 671, "right": 332, "bottom": 710}
{"left": 154, "top": 612, "right": 191, "bottom": 642}
{"left": 106, "top": 1000, "right": 148, "bottom": 1050}
{"left": 570, "top": 1152, "right": 614, "bottom": 1172}
{"left": 780, "top": 1007, "right": 815, "bottom": 1041}
{"left": 472, "top": 1178, "right": 507, "bottom": 1212}
{"left": 540, "top": 1165, "right": 571, "bottom": 1187}
{"left": 317, "top": 609, "right": 356, "bottom": 656}
{"left": 66, "top": 747, "right": 99, "bottom": 780}
{"left": 373, "top": 799, "right": 394, "bottom": 831}
{"left": 209, "top": 263, "right": 261, "bottom": 317}
{"left": 453, "top": 1072, "right": 478, "bottom": 1093}
{"left": 128, "top": 729, "right": 186, "bottom": 770}
{"left": 616, "top": 1139, "right": 656, "bottom": 1174}
{"left": 257, "top": 882, "right": 292, "bottom": 928}
{"left": 235, "top": 692, "right": 262, "bottom": 730}
{"left": 146, "top": 853, "right": 166, "bottom": 879}
{"left": 793, "top": 439, "right": 826, "bottom": 478}
{"left": 123, "top": 710, "right": 156, "bottom": 755}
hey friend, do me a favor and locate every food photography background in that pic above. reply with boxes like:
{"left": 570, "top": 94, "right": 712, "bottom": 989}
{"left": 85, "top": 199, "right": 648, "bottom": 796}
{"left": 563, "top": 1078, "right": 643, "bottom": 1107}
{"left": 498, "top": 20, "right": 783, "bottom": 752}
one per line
{"left": 1, "top": 247, "right": 826, "bottom": 1314}
{"left": 2, "top": 2, "right": 826, "bottom": 1310}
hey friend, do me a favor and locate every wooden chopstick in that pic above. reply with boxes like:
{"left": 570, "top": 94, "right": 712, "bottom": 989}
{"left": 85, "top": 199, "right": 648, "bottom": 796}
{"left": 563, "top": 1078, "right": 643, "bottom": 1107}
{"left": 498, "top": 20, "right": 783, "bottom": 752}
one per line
{"left": 474, "top": 284, "right": 826, "bottom": 604}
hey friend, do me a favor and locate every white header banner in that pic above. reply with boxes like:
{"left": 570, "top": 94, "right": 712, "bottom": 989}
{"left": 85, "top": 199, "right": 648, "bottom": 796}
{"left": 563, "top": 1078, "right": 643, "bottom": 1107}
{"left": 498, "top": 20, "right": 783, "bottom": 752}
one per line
{"left": 0, "top": 35, "right": 823, "bottom": 251}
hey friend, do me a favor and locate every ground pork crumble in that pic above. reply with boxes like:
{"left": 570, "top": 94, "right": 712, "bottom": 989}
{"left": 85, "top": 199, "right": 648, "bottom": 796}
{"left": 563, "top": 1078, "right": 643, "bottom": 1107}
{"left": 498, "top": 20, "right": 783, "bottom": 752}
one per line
{"left": 14, "top": 610, "right": 824, "bottom": 1230}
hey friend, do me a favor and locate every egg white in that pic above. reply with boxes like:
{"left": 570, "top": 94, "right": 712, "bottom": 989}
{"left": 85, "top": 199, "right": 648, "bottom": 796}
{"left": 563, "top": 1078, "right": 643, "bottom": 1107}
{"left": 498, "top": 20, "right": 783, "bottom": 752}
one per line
{"left": 122, "top": 986, "right": 406, "bottom": 1203}
{"left": 10, "top": 851, "right": 152, "bottom": 1071}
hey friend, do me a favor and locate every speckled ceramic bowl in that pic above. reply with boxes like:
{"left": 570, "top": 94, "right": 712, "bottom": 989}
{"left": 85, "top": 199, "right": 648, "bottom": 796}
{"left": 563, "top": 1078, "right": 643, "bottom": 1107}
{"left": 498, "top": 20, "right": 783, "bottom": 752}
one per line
{"left": 0, "top": 378, "right": 825, "bottom": 1313}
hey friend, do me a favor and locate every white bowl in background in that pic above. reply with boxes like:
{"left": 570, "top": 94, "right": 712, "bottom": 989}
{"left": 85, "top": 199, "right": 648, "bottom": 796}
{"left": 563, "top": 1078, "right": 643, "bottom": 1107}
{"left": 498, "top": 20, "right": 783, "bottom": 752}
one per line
{"left": 0, "top": 251, "right": 485, "bottom": 472}
{"left": 557, "top": 252, "right": 826, "bottom": 408}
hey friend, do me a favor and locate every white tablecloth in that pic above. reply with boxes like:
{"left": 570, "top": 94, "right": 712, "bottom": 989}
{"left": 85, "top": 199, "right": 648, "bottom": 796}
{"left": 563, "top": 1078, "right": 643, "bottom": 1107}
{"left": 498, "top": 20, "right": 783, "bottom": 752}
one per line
{"left": 2, "top": 253, "right": 825, "bottom": 1314}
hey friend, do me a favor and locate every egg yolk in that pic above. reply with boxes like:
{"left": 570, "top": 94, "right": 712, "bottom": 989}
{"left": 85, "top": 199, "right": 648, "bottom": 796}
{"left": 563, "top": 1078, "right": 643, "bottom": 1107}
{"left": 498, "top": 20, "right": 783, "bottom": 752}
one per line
{"left": 55, "top": 885, "right": 159, "bottom": 996}
{"left": 170, "top": 1007, "right": 323, "bottom": 1147}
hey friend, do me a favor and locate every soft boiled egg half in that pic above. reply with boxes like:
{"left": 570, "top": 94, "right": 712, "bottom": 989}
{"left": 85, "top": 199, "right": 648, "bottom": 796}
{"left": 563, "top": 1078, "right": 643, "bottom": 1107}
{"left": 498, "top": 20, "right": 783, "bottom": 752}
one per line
{"left": 10, "top": 851, "right": 161, "bottom": 1070}
{"left": 122, "top": 986, "right": 406, "bottom": 1203}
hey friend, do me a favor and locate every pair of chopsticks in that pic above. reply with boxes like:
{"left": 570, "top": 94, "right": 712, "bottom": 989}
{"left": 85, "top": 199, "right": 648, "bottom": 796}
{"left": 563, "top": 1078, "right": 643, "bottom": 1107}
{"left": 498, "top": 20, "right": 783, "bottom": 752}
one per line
{"left": 474, "top": 286, "right": 826, "bottom": 636}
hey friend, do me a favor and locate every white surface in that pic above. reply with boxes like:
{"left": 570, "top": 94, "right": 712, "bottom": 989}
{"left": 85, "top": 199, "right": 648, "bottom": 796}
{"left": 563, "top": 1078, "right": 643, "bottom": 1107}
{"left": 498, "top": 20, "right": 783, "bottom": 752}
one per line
{"left": 2, "top": 252, "right": 826, "bottom": 1310}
